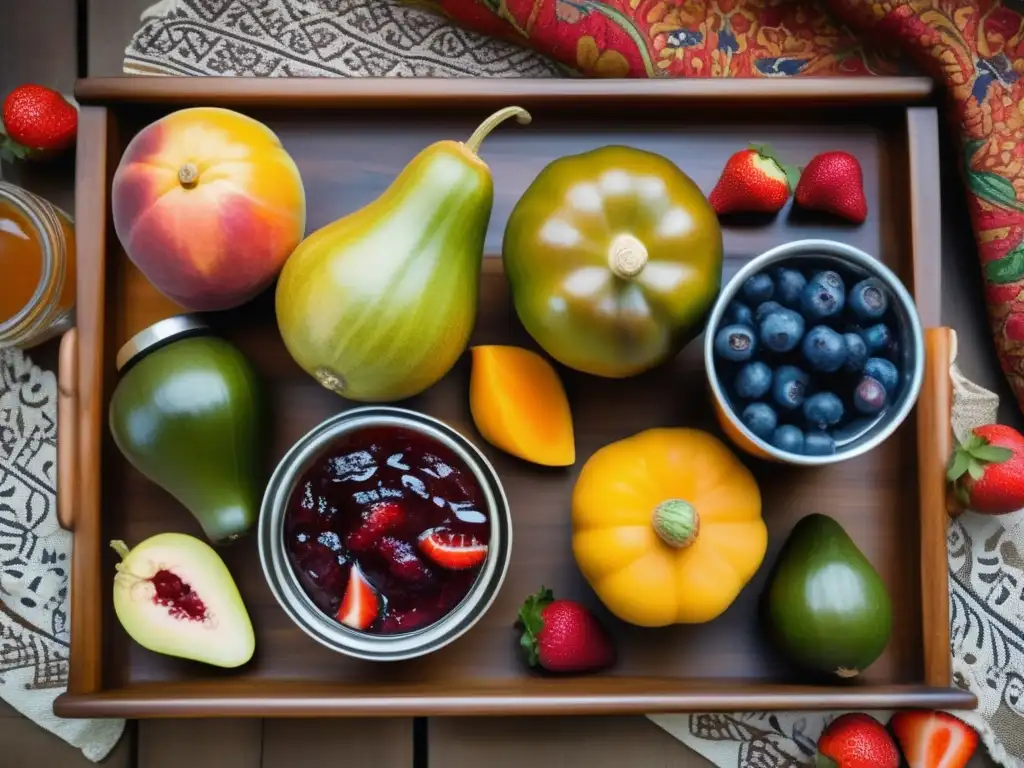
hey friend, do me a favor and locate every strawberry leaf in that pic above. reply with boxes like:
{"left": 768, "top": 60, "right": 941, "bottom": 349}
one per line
{"left": 967, "top": 459, "right": 985, "bottom": 481}
{"left": 749, "top": 143, "right": 777, "bottom": 162}
{"left": 815, "top": 756, "right": 838, "bottom": 768}
{"left": 517, "top": 586, "right": 553, "bottom": 668}
{"left": 965, "top": 433, "right": 985, "bottom": 451}
{"left": 0, "top": 131, "right": 31, "bottom": 164}
{"left": 781, "top": 163, "right": 801, "bottom": 192}
{"left": 971, "top": 445, "right": 1014, "bottom": 463}
{"left": 947, "top": 449, "right": 971, "bottom": 482}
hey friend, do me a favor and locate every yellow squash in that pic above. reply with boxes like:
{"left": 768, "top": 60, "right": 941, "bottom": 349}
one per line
{"left": 571, "top": 428, "right": 766, "bottom": 627}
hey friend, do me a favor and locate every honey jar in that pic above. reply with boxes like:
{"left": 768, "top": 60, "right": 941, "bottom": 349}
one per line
{"left": 0, "top": 181, "right": 76, "bottom": 348}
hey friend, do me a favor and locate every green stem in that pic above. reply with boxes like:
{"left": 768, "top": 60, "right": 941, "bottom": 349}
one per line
{"left": 110, "top": 539, "right": 131, "bottom": 561}
{"left": 465, "top": 106, "right": 532, "bottom": 155}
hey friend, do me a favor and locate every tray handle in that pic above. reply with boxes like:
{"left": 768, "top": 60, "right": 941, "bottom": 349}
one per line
{"left": 57, "top": 328, "right": 78, "bottom": 531}
{"left": 918, "top": 325, "right": 953, "bottom": 687}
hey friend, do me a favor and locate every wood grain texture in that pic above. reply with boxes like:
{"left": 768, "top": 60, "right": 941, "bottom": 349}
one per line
{"left": 907, "top": 108, "right": 943, "bottom": 328}
{"left": 920, "top": 327, "right": 954, "bottom": 687}
{"left": 57, "top": 328, "right": 78, "bottom": 531}
{"left": 137, "top": 719, "right": 262, "bottom": 768}
{"left": 74, "top": 75, "right": 935, "bottom": 108}
{"left": 67, "top": 105, "right": 109, "bottom": 696}
{"left": 430, "top": 717, "right": 715, "bottom": 767}
{"left": 56, "top": 92, "right": 973, "bottom": 718}
{"left": 261, "top": 719, "right": 413, "bottom": 767}
{"left": 86, "top": 0, "right": 151, "bottom": 77}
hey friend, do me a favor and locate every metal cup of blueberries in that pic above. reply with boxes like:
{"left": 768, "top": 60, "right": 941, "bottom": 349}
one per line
{"left": 704, "top": 239, "right": 924, "bottom": 465}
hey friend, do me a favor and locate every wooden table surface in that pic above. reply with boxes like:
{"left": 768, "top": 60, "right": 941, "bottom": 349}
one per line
{"left": 0, "top": 0, "right": 1005, "bottom": 765}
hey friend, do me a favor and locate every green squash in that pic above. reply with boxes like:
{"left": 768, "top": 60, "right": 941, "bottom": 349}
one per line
{"left": 766, "top": 513, "right": 893, "bottom": 679}
{"left": 502, "top": 146, "right": 723, "bottom": 378}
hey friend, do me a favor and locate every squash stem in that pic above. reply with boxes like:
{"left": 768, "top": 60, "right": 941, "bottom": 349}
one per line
{"left": 652, "top": 499, "right": 699, "bottom": 549}
{"left": 464, "top": 107, "right": 532, "bottom": 155}
{"left": 608, "top": 234, "right": 648, "bottom": 279}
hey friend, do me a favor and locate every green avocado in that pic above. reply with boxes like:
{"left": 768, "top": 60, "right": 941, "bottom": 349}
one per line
{"left": 109, "top": 336, "right": 263, "bottom": 545}
{"left": 765, "top": 513, "right": 893, "bottom": 679}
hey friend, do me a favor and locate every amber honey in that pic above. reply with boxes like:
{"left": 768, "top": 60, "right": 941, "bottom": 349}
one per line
{"left": 0, "top": 182, "right": 76, "bottom": 348}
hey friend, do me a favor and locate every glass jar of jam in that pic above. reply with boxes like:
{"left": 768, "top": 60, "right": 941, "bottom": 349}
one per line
{"left": 0, "top": 181, "right": 76, "bottom": 348}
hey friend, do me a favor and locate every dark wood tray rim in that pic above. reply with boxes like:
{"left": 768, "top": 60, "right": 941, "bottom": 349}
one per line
{"left": 74, "top": 75, "right": 935, "bottom": 108}
{"left": 55, "top": 77, "right": 974, "bottom": 719}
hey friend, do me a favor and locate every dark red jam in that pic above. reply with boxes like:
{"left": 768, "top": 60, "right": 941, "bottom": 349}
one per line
{"left": 283, "top": 425, "right": 491, "bottom": 635}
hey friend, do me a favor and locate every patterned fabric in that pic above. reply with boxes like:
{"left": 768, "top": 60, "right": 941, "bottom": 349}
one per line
{"left": 0, "top": 348, "right": 124, "bottom": 762}
{"left": 123, "top": 0, "right": 566, "bottom": 77}
{"left": 439, "top": 0, "right": 1024, "bottom": 438}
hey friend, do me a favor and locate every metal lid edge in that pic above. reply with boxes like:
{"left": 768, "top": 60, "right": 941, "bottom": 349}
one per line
{"left": 115, "top": 314, "right": 210, "bottom": 372}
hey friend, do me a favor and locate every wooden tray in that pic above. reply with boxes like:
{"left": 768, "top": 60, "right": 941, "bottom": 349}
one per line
{"left": 55, "top": 77, "right": 976, "bottom": 718}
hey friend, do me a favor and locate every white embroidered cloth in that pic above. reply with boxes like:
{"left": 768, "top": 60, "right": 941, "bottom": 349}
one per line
{"left": 0, "top": 347, "right": 124, "bottom": 761}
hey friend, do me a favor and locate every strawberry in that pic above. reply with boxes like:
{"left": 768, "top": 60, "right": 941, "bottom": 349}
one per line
{"left": 889, "top": 710, "right": 979, "bottom": 768}
{"left": 346, "top": 501, "right": 404, "bottom": 552}
{"left": 517, "top": 587, "right": 615, "bottom": 673}
{"left": 336, "top": 562, "right": 379, "bottom": 630}
{"left": 1, "top": 84, "right": 78, "bottom": 162}
{"left": 817, "top": 713, "right": 900, "bottom": 768}
{"left": 708, "top": 144, "right": 798, "bottom": 215}
{"left": 794, "top": 150, "right": 868, "bottom": 224}
{"left": 947, "top": 424, "right": 1024, "bottom": 515}
{"left": 376, "top": 536, "right": 432, "bottom": 583}
{"left": 417, "top": 527, "right": 488, "bottom": 570}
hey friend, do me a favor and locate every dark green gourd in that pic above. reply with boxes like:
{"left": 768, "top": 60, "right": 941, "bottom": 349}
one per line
{"left": 109, "top": 316, "right": 263, "bottom": 544}
{"left": 766, "top": 513, "right": 893, "bottom": 679}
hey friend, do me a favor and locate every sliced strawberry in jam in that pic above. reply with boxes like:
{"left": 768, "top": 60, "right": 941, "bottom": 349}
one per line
{"left": 336, "top": 563, "right": 379, "bottom": 630}
{"left": 418, "top": 527, "right": 488, "bottom": 570}
{"left": 377, "top": 536, "right": 433, "bottom": 584}
{"left": 346, "top": 501, "right": 405, "bottom": 552}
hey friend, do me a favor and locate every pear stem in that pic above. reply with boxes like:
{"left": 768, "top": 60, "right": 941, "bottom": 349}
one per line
{"left": 608, "top": 234, "right": 649, "bottom": 279}
{"left": 464, "top": 106, "right": 532, "bottom": 155}
{"left": 178, "top": 163, "right": 199, "bottom": 188}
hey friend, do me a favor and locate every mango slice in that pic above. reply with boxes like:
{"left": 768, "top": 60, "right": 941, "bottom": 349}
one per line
{"left": 469, "top": 345, "right": 575, "bottom": 467}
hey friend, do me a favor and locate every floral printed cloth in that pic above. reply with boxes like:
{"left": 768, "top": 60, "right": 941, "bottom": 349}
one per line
{"left": 438, "top": 0, "right": 1024, "bottom": 432}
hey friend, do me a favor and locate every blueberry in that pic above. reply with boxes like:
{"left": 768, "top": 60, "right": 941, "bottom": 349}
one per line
{"left": 742, "top": 402, "right": 778, "bottom": 441}
{"left": 724, "top": 301, "right": 754, "bottom": 328}
{"left": 848, "top": 278, "right": 889, "bottom": 321}
{"left": 741, "top": 273, "right": 774, "bottom": 304}
{"left": 842, "top": 332, "right": 868, "bottom": 372}
{"left": 771, "top": 267, "right": 807, "bottom": 308}
{"left": 804, "top": 431, "right": 836, "bottom": 456}
{"left": 800, "top": 270, "right": 846, "bottom": 319}
{"left": 755, "top": 300, "right": 784, "bottom": 324}
{"left": 803, "top": 392, "right": 844, "bottom": 429}
{"left": 863, "top": 357, "right": 899, "bottom": 394}
{"left": 801, "top": 326, "right": 847, "bottom": 373}
{"left": 861, "top": 323, "right": 893, "bottom": 354}
{"left": 714, "top": 324, "right": 757, "bottom": 362}
{"left": 853, "top": 376, "right": 888, "bottom": 414}
{"left": 759, "top": 308, "right": 806, "bottom": 353}
{"left": 771, "top": 365, "right": 809, "bottom": 411}
{"left": 735, "top": 362, "right": 773, "bottom": 399}
{"left": 771, "top": 425, "right": 805, "bottom": 454}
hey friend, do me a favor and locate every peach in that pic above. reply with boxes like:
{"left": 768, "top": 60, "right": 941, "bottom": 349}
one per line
{"left": 112, "top": 107, "right": 306, "bottom": 312}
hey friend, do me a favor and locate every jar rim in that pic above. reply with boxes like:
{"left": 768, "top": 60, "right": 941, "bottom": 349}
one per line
{"left": 0, "top": 182, "right": 64, "bottom": 343}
